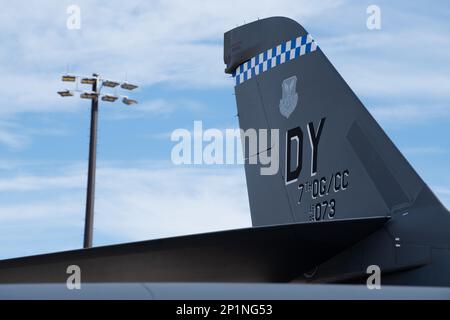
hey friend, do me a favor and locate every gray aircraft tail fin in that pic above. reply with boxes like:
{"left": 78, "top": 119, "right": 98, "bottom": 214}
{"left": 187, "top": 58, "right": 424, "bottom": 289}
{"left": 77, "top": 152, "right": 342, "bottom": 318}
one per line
{"left": 224, "top": 17, "right": 445, "bottom": 227}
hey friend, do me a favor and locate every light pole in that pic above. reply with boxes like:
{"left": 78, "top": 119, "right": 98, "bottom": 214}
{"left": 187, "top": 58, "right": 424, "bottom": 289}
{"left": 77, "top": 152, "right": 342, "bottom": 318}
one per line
{"left": 84, "top": 74, "right": 98, "bottom": 249}
{"left": 58, "top": 73, "right": 138, "bottom": 248}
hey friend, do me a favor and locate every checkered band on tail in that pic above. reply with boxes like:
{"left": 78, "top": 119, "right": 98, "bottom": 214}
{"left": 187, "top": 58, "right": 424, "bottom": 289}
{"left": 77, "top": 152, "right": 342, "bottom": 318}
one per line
{"left": 232, "top": 34, "right": 318, "bottom": 86}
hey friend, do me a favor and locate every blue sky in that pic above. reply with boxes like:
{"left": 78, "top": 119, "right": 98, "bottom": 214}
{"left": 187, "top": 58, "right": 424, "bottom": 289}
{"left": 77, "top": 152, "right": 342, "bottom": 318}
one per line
{"left": 0, "top": 0, "right": 449, "bottom": 259}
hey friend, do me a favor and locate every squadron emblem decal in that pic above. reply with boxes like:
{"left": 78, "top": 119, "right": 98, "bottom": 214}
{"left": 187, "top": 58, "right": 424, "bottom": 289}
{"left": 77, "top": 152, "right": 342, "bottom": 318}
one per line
{"left": 279, "top": 76, "right": 298, "bottom": 119}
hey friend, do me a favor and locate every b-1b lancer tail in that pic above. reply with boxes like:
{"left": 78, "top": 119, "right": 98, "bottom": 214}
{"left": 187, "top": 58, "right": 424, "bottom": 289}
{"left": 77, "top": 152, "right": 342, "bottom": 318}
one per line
{"left": 0, "top": 17, "right": 449, "bottom": 299}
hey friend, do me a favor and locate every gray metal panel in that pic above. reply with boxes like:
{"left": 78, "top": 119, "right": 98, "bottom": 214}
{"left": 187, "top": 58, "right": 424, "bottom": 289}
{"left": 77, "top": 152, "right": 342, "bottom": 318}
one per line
{"left": 0, "top": 217, "right": 387, "bottom": 284}
{"left": 236, "top": 79, "right": 294, "bottom": 226}
{"left": 1, "top": 283, "right": 450, "bottom": 300}
{"left": 347, "top": 122, "right": 409, "bottom": 209}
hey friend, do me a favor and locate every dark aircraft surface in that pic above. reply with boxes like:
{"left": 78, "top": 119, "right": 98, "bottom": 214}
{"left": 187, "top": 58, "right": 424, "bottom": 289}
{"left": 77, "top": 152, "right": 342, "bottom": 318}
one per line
{"left": 1, "top": 17, "right": 449, "bottom": 299}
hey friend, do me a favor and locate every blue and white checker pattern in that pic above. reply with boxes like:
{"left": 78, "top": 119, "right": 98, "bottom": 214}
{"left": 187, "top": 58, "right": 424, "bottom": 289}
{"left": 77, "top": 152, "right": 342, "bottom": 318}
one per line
{"left": 232, "top": 34, "right": 318, "bottom": 86}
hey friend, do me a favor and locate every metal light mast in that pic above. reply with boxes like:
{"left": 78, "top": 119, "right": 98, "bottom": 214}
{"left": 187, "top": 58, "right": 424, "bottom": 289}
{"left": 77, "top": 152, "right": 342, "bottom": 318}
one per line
{"left": 58, "top": 73, "right": 138, "bottom": 248}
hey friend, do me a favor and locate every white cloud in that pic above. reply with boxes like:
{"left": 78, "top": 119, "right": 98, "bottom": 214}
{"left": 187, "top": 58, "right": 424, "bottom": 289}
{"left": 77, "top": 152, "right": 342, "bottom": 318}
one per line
{"left": 0, "top": 194, "right": 85, "bottom": 259}
{"left": 95, "top": 166, "right": 251, "bottom": 241}
{"left": 322, "top": 31, "right": 450, "bottom": 55}
{"left": 0, "top": 200, "right": 80, "bottom": 223}
{"left": 106, "top": 98, "right": 206, "bottom": 120}
{"left": 436, "top": 187, "right": 450, "bottom": 196}
{"left": 1, "top": 0, "right": 450, "bottom": 119}
{"left": 319, "top": 27, "right": 450, "bottom": 101}
{"left": 343, "top": 64, "right": 450, "bottom": 100}
{"left": 0, "top": 163, "right": 251, "bottom": 258}
{"left": 0, "top": 118, "right": 69, "bottom": 149}
{"left": 0, "top": 128, "right": 27, "bottom": 149}
{"left": 402, "top": 147, "right": 448, "bottom": 157}
{"left": 0, "top": 0, "right": 342, "bottom": 115}
{"left": 2, "top": 0, "right": 450, "bottom": 122}
{"left": 434, "top": 187, "right": 450, "bottom": 210}
{"left": 368, "top": 105, "right": 450, "bottom": 124}
{"left": 0, "top": 174, "right": 83, "bottom": 192}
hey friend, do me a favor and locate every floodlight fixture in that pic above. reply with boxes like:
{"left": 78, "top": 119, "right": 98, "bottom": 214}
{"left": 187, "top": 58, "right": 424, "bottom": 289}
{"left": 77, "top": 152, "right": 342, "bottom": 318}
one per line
{"left": 101, "top": 94, "right": 119, "bottom": 102}
{"left": 81, "top": 91, "right": 99, "bottom": 100}
{"left": 57, "top": 90, "right": 74, "bottom": 97}
{"left": 81, "top": 77, "right": 98, "bottom": 85}
{"left": 62, "top": 75, "right": 77, "bottom": 82}
{"left": 122, "top": 97, "right": 138, "bottom": 105}
{"left": 102, "top": 80, "right": 120, "bottom": 88}
{"left": 121, "top": 82, "right": 138, "bottom": 90}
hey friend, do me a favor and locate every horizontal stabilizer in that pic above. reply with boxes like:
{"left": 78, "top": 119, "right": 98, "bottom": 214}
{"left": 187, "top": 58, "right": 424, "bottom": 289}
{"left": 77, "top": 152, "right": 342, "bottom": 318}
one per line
{"left": 0, "top": 217, "right": 389, "bottom": 284}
